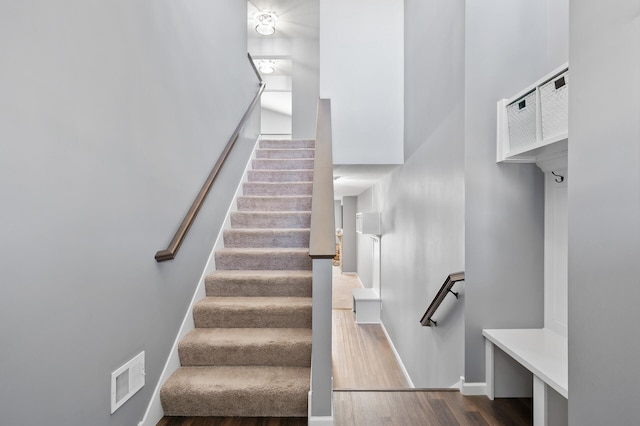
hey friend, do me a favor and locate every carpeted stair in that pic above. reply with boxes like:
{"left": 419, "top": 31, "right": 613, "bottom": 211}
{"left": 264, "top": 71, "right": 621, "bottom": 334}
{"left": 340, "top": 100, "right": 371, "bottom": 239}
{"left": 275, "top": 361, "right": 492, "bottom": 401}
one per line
{"left": 160, "top": 139, "right": 315, "bottom": 418}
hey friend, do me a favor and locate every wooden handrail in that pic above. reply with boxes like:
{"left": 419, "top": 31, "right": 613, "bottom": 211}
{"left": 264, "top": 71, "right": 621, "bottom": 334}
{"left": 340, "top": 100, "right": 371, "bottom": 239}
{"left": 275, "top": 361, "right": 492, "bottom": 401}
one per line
{"left": 155, "top": 58, "right": 265, "bottom": 262}
{"left": 420, "top": 272, "right": 465, "bottom": 326}
{"left": 309, "top": 99, "right": 336, "bottom": 259}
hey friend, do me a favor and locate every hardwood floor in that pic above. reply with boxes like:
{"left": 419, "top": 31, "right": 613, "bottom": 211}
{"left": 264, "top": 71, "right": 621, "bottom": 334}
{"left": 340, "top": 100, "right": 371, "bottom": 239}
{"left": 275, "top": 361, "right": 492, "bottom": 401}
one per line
{"left": 332, "top": 309, "right": 410, "bottom": 389}
{"left": 158, "top": 268, "right": 533, "bottom": 425}
{"left": 334, "top": 391, "right": 532, "bottom": 426}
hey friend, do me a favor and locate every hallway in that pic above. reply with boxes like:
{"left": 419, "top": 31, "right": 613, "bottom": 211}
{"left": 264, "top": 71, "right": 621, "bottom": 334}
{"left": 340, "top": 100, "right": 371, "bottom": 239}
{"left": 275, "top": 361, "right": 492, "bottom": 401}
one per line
{"left": 331, "top": 267, "right": 410, "bottom": 389}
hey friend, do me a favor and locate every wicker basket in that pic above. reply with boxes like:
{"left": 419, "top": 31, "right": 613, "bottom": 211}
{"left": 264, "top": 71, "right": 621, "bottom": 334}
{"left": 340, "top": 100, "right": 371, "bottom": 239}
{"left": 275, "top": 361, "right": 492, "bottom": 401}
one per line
{"left": 540, "top": 71, "right": 569, "bottom": 141}
{"left": 507, "top": 90, "right": 537, "bottom": 151}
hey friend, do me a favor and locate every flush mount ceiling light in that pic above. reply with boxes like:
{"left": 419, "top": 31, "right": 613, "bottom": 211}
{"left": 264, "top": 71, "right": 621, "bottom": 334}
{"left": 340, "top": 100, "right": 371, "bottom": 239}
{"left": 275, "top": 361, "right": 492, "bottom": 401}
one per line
{"left": 254, "top": 11, "right": 278, "bottom": 36}
{"left": 257, "top": 60, "right": 277, "bottom": 74}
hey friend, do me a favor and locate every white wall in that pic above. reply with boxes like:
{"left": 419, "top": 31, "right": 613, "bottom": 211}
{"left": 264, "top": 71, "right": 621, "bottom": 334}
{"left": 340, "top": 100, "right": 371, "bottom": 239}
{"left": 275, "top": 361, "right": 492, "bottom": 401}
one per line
{"left": 568, "top": 1, "right": 640, "bottom": 424}
{"left": 320, "top": 0, "right": 404, "bottom": 164}
{"left": 463, "top": 0, "right": 570, "bottom": 383}
{"left": 0, "top": 1, "right": 258, "bottom": 424}
{"left": 341, "top": 196, "right": 358, "bottom": 273}
{"left": 354, "top": 0, "right": 466, "bottom": 387}
{"left": 248, "top": 4, "right": 319, "bottom": 140}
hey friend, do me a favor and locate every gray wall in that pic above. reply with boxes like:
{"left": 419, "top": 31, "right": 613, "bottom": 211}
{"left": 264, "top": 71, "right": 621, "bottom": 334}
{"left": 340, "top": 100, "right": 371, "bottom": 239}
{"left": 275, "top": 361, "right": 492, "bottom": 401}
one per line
{"left": 292, "top": 37, "right": 320, "bottom": 140}
{"left": 0, "top": 1, "right": 258, "bottom": 424}
{"left": 356, "top": 187, "right": 375, "bottom": 289}
{"left": 463, "top": 0, "right": 567, "bottom": 382}
{"left": 364, "top": 0, "right": 466, "bottom": 387}
{"left": 359, "top": 0, "right": 569, "bottom": 387}
{"left": 568, "top": 1, "right": 640, "bottom": 424}
{"left": 341, "top": 196, "right": 357, "bottom": 273}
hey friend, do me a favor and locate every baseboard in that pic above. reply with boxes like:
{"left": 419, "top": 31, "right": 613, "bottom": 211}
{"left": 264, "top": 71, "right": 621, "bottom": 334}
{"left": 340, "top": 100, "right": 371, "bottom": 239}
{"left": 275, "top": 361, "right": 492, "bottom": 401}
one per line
{"left": 460, "top": 376, "right": 487, "bottom": 396}
{"left": 137, "top": 137, "right": 260, "bottom": 426}
{"left": 307, "top": 388, "right": 334, "bottom": 426}
{"left": 379, "top": 321, "right": 415, "bottom": 388}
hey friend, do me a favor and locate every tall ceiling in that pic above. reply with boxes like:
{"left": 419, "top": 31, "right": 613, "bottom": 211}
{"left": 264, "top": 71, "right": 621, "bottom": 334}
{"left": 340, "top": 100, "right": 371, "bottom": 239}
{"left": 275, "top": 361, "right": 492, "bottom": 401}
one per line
{"left": 248, "top": 0, "right": 399, "bottom": 199}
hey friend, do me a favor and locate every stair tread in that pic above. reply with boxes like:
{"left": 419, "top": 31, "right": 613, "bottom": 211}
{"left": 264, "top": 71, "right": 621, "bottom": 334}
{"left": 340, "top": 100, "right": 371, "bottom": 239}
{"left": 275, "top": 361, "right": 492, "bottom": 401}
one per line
{"left": 161, "top": 366, "right": 309, "bottom": 417}
{"left": 205, "top": 270, "right": 312, "bottom": 297}
{"left": 164, "top": 365, "right": 310, "bottom": 389}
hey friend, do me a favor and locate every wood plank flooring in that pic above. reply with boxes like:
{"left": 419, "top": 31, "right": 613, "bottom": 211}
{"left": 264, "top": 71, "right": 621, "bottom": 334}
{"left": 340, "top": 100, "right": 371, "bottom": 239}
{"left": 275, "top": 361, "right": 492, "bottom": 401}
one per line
{"left": 334, "top": 391, "right": 532, "bottom": 426}
{"left": 158, "top": 267, "right": 532, "bottom": 425}
{"left": 332, "top": 309, "right": 410, "bottom": 389}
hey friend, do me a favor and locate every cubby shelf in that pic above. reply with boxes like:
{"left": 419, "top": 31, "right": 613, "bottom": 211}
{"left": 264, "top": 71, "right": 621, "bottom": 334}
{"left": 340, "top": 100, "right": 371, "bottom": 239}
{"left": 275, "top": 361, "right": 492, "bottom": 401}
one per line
{"left": 496, "top": 63, "right": 569, "bottom": 169}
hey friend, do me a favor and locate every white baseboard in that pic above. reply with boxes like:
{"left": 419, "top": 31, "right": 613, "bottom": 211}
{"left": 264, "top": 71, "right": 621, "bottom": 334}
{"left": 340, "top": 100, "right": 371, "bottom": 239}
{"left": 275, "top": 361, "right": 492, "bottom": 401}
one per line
{"left": 137, "top": 138, "right": 260, "bottom": 426}
{"left": 460, "top": 376, "right": 487, "bottom": 396}
{"left": 379, "top": 321, "right": 415, "bottom": 388}
{"left": 308, "top": 388, "right": 334, "bottom": 426}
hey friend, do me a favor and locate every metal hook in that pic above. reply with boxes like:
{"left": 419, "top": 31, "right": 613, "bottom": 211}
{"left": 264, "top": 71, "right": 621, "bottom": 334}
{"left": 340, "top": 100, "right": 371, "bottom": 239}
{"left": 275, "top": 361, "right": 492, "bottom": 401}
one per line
{"left": 551, "top": 171, "right": 564, "bottom": 183}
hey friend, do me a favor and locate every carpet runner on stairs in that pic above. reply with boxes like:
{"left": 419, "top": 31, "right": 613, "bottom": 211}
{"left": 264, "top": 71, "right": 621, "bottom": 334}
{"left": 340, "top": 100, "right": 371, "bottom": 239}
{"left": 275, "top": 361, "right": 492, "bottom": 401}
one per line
{"left": 160, "top": 139, "right": 315, "bottom": 418}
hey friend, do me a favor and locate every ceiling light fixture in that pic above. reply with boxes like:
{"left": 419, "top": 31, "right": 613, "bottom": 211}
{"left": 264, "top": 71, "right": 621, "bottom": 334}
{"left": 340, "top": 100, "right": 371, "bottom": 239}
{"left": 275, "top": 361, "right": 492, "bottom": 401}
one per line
{"left": 257, "top": 60, "right": 277, "bottom": 74}
{"left": 254, "top": 11, "right": 278, "bottom": 36}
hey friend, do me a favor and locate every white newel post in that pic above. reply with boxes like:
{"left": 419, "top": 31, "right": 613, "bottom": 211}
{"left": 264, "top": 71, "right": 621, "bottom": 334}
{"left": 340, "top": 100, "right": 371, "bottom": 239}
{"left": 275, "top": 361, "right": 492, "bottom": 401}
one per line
{"left": 309, "top": 258, "right": 333, "bottom": 424}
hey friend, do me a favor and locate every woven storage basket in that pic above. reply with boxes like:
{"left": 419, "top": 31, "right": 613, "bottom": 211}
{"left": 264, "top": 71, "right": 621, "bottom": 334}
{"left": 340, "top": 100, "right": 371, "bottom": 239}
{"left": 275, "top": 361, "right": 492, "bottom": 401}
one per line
{"left": 507, "top": 90, "right": 537, "bottom": 150}
{"left": 540, "top": 71, "right": 569, "bottom": 140}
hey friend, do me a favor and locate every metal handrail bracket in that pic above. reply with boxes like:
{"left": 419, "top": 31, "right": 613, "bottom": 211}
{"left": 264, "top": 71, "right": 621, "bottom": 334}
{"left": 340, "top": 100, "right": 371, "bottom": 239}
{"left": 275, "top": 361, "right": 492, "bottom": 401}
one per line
{"left": 420, "top": 272, "right": 465, "bottom": 327}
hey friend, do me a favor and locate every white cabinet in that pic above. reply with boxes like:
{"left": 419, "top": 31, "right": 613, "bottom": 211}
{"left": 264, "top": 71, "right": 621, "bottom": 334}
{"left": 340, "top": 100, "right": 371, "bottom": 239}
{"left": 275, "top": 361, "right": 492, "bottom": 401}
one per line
{"left": 497, "top": 63, "right": 568, "bottom": 167}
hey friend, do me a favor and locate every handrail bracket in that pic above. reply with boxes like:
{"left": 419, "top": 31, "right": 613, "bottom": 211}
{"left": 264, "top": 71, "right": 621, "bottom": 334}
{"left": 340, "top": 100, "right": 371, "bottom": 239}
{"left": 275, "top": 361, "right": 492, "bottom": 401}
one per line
{"left": 420, "top": 271, "right": 465, "bottom": 327}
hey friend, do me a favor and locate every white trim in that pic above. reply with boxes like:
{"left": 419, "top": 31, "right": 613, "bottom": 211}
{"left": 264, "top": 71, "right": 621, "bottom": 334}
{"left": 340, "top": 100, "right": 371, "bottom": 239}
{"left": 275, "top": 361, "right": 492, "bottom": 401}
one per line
{"left": 307, "top": 381, "right": 334, "bottom": 426}
{"left": 459, "top": 376, "right": 488, "bottom": 396}
{"left": 379, "top": 321, "right": 415, "bottom": 388}
{"left": 137, "top": 137, "right": 261, "bottom": 426}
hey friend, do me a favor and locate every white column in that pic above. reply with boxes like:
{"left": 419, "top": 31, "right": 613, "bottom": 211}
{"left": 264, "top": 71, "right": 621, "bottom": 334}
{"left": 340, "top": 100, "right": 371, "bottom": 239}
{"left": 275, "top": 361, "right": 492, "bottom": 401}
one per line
{"left": 309, "top": 258, "right": 333, "bottom": 424}
{"left": 485, "top": 339, "right": 495, "bottom": 400}
{"left": 533, "top": 375, "right": 548, "bottom": 426}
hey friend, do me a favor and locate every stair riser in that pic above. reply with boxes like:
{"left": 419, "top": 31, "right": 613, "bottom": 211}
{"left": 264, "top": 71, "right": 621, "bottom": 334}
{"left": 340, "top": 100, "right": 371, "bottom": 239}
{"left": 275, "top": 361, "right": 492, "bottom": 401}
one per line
{"left": 243, "top": 182, "right": 312, "bottom": 196}
{"left": 253, "top": 159, "right": 314, "bottom": 170}
{"left": 255, "top": 149, "right": 314, "bottom": 159}
{"left": 223, "top": 230, "right": 310, "bottom": 248}
{"left": 193, "top": 306, "right": 312, "bottom": 328}
{"left": 236, "top": 196, "right": 312, "bottom": 212}
{"left": 178, "top": 342, "right": 311, "bottom": 367}
{"left": 260, "top": 139, "right": 314, "bottom": 149}
{"left": 230, "top": 212, "right": 311, "bottom": 229}
{"left": 247, "top": 170, "right": 314, "bottom": 183}
{"left": 215, "top": 251, "right": 312, "bottom": 270}
{"left": 205, "top": 279, "right": 312, "bottom": 297}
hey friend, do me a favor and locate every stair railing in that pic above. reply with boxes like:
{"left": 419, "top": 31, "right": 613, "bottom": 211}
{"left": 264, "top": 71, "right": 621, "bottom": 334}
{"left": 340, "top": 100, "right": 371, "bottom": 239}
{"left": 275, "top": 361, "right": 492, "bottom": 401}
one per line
{"left": 155, "top": 54, "right": 265, "bottom": 262}
{"left": 308, "top": 98, "right": 335, "bottom": 420}
{"left": 420, "top": 271, "right": 465, "bottom": 327}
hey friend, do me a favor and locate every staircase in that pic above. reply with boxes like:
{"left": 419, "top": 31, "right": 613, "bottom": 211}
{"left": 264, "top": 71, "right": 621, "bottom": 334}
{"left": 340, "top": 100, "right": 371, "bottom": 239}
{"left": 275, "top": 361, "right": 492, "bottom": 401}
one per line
{"left": 160, "top": 139, "right": 315, "bottom": 418}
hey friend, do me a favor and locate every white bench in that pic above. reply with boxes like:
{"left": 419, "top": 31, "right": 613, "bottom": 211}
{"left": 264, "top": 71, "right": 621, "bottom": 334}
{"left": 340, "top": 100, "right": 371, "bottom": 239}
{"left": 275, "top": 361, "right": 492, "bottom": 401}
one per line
{"left": 483, "top": 328, "right": 567, "bottom": 426}
{"left": 352, "top": 288, "right": 380, "bottom": 324}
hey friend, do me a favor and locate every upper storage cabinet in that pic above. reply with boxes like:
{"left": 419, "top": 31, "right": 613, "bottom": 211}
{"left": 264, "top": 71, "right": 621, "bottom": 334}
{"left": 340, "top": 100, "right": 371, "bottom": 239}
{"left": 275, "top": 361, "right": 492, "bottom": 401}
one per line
{"left": 497, "top": 64, "right": 569, "bottom": 166}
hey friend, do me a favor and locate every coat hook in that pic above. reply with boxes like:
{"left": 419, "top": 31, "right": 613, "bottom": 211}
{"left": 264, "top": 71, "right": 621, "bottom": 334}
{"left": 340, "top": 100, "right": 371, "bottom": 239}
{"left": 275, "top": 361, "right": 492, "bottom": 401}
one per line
{"left": 551, "top": 171, "right": 564, "bottom": 183}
